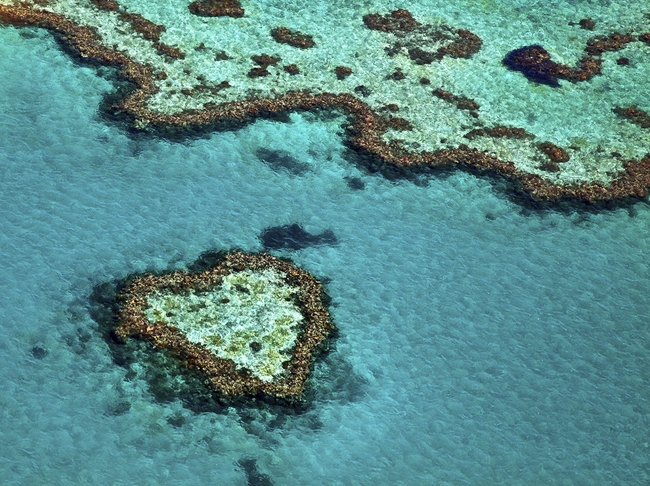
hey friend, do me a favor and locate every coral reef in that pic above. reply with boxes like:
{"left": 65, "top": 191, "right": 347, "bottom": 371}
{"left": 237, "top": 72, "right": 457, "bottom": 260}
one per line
{"left": 118, "top": 12, "right": 165, "bottom": 41}
{"left": 283, "top": 63, "right": 300, "bottom": 75}
{"left": 432, "top": 88, "right": 480, "bottom": 116}
{"left": 90, "top": 0, "right": 118, "bottom": 11}
{"left": 538, "top": 142, "right": 570, "bottom": 163}
{"left": 363, "top": 9, "right": 418, "bottom": 32}
{"left": 271, "top": 27, "right": 315, "bottom": 49}
{"left": 578, "top": 18, "right": 595, "bottom": 31}
{"left": 365, "top": 9, "right": 482, "bottom": 64}
{"left": 335, "top": 66, "right": 352, "bottom": 80}
{"left": 463, "top": 126, "right": 534, "bottom": 140}
{"left": 614, "top": 106, "right": 650, "bottom": 129}
{"left": 248, "top": 54, "right": 281, "bottom": 77}
{"left": 1, "top": 2, "right": 649, "bottom": 204}
{"left": 585, "top": 32, "right": 634, "bottom": 56}
{"left": 188, "top": 0, "right": 244, "bottom": 18}
{"left": 114, "top": 252, "right": 335, "bottom": 401}
{"left": 503, "top": 45, "right": 601, "bottom": 87}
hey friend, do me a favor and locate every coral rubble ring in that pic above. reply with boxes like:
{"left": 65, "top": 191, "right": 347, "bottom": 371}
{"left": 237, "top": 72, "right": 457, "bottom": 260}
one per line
{"left": 114, "top": 252, "right": 335, "bottom": 402}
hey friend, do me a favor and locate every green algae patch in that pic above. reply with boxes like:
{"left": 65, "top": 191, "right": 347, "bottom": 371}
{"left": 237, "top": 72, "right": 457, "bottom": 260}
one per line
{"left": 115, "top": 252, "right": 334, "bottom": 401}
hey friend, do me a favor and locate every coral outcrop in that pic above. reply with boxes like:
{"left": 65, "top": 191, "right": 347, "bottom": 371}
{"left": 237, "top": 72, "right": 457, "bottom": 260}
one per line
{"left": 188, "top": 0, "right": 244, "bottom": 18}
{"left": 503, "top": 45, "right": 601, "bottom": 87}
{"left": 364, "top": 9, "right": 482, "bottom": 63}
{"left": 271, "top": 27, "right": 315, "bottom": 49}
{"left": 114, "top": 252, "right": 334, "bottom": 401}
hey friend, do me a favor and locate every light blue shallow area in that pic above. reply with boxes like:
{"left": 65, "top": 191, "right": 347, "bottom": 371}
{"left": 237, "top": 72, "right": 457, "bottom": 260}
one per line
{"left": 0, "top": 20, "right": 649, "bottom": 486}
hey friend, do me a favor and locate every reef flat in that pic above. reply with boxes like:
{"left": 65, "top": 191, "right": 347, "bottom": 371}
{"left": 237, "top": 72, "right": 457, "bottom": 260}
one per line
{"left": 114, "top": 251, "right": 334, "bottom": 401}
{"left": 1, "top": 0, "right": 650, "bottom": 202}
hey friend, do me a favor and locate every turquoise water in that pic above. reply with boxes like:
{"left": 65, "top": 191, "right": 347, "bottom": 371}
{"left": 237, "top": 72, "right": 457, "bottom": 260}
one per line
{"left": 1, "top": 10, "right": 650, "bottom": 486}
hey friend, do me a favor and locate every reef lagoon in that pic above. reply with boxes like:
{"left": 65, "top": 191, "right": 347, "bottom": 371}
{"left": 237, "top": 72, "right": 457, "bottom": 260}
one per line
{"left": 1, "top": 0, "right": 650, "bottom": 484}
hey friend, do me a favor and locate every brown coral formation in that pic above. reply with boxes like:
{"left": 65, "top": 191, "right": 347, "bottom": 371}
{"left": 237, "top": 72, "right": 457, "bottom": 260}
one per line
{"left": 613, "top": 106, "right": 650, "bottom": 129}
{"left": 585, "top": 32, "right": 634, "bottom": 55}
{"left": 114, "top": 252, "right": 334, "bottom": 401}
{"left": 432, "top": 88, "right": 480, "bottom": 113}
{"left": 464, "top": 126, "right": 534, "bottom": 140}
{"left": 188, "top": 0, "right": 244, "bottom": 18}
{"left": 578, "top": 18, "right": 595, "bottom": 31}
{"left": 335, "top": 66, "right": 352, "bottom": 80}
{"left": 283, "top": 63, "right": 300, "bottom": 75}
{"left": 385, "top": 116, "right": 413, "bottom": 131}
{"left": 1, "top": 4, "right": 649, "bottom": 204}
{"left": 538, "top": 142, "right": 570, "bottom": 163}
{"left": 271, "top": 27, "right": 315, "bottom": 49}
{"left": 248, "top": 54, "right": 281, "bottom": 77}
{"left": 437, "top": 29, "right": 483, "bottom": 59}
{"left": 90, "top": 0, "right": 119, "bottom": 11}
{"left": 118, "top": 12, "right": 165, "bottom": 41}
{"left": 153, "top": 42, "right": 185, "bottom": 60}
{"left": 364, "top": 9, "right": 482, "bottom": 64}
{"left": 503, "top": 45, "right": 602, "bottom": 86}
{"left": 362, "top": 9, "right": 418, "bottom": 32}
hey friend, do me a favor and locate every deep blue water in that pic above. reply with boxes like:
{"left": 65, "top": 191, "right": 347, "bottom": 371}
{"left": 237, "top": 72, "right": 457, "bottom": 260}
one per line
{"left": 1, "top": 19, "right": 649, "bottom": 486}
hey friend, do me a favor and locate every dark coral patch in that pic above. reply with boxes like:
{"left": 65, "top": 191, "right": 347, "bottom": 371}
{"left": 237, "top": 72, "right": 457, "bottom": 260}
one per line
{"left": 345, "top": 176, "right": 365, "bottom": 190}
{"left": 365, "top": 9, "right": 481, "bottom": 64}
{"left": 31, "top": 344, "right": 49, "bottom": 359}
{"left": 255, "top": 148, "right": 310, "bottom": 175}
{"left": 188, "top": 0, "right": 244, "bottom": 18}
{"left": 385, "top": 116, "right": 413, "bottom": 131}
{"left": 118, "top": 12, "right": 165, "bottom": 41}
{"left": 248, "top": 54, "right": 281, "bottom": 78}
{"left": 538, "top": 142, "right": 570, "bottom": 163}
{"left": 438, "top": 29, "right": 483, "bottom": 59}
{"left": 260, "top": 224, "right": 337, "bottom": 250}
{"left": 283, "top": 63, "right": 300, "bottom": 75}
{"left": 585, "top": 32, "right": 634, "bottom": 56}
{"left": 251, "top": 54, "right": 282, "bottom": 67}
{"left": 354, "top": 85, "right": 371, "bottom": 97}
{"left": 90, "top": 0, "right": 119, "bottom": 11}
{"left": 432, "top": 88, "right": 480, "bottom": 112}
{"left": 614, "top": 106, "right": 650, "bottom": 129}
{"left": 464, "top": 126, "right": 534, "bottom": 140}
{"left": 578, "top": 18, "right": 595, "bottom": 31}
{"left": 153, "top": 42, "right": 185, "bottom": 60}
{"left": 335, "top": 66, "right": 353, "bottom": 80}
{"left": 363, "top": 9, "right": 418, "bottom": 32}
{"left": 271, "top": 27, "right": 315, "bottom": 49}
{"left": 503, "top": 45, "right": 600, "bottom": 87}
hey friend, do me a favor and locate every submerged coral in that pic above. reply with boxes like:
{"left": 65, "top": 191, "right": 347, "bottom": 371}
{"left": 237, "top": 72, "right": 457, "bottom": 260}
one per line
{"left": 188, "top": 0, "right": 244, "bottom": 18}
{"left": 114, "top": 252, "right": 334, "bottom": 401}
{"left": 259, "top": 224, "right": 338, "bottom": 250}
{"left": 502, "top": 45, "right": 601, "bottom": 87}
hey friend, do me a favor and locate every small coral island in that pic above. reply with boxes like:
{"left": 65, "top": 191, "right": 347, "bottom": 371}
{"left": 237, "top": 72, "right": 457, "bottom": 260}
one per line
{"left": 114, "top": 252, "right": 334, "bottom": 401}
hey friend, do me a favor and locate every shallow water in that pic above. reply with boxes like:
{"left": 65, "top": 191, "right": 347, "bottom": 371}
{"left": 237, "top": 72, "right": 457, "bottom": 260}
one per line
{"left": 1, "top": 5, "right": 649, "bottom": 485}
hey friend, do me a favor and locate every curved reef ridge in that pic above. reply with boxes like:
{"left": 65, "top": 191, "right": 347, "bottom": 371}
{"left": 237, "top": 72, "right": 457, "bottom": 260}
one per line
{"left": 114, "top": 251, "right": 334, "bottom": 402}
{"left": 1, "top": 1, "right": 650, "bottom": 203}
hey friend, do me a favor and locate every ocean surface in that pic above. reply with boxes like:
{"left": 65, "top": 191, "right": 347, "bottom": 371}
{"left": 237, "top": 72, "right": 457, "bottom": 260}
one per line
{"left": 1, "top": 2, "right": 649, "bottom": 484}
